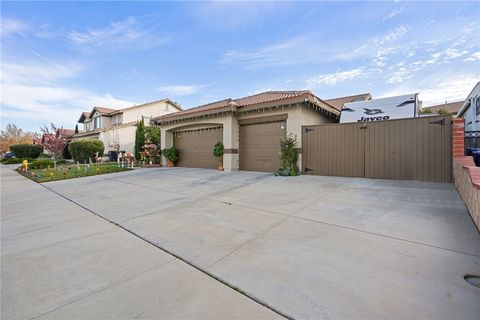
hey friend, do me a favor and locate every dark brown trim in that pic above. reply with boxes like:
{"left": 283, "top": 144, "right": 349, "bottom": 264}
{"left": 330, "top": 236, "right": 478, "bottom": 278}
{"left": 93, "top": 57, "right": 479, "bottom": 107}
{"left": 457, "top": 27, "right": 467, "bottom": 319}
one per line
{"left": 224, "top": 148, "right": 239, "bottom": 154}
{"left": 238, "top": 114, "right": 288, "bottom": 125}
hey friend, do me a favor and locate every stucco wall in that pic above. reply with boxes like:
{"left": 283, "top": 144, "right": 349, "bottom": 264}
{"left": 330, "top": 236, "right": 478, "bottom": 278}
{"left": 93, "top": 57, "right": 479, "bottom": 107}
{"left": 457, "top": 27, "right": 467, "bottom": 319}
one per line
{"left": 99, "top": 125, "right": 137, "bottom": 154}
{"left": 122, "top": 101, "right": 179, "bottom": 123}
{"left": 160, "top": 105, "right": 335, "bottom": 171}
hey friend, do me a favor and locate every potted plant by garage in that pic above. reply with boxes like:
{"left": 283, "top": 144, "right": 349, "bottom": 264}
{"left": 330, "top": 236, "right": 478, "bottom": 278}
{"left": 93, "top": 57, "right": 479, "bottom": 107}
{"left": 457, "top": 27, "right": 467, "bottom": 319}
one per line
{"left": 163, "top": 147, "right": 179, "bottom": 167}
{"left": 213, "top": 141, "right": 224, "bottom": 171}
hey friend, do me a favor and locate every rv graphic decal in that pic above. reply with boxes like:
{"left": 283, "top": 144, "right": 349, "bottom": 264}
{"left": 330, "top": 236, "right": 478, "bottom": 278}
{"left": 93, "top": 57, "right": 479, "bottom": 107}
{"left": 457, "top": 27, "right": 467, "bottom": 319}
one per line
{"left": 363, "top": 108, "right": 384, "bottom": 115}
{"left": 395, "top": 100, "right": 415, "bottom": 107}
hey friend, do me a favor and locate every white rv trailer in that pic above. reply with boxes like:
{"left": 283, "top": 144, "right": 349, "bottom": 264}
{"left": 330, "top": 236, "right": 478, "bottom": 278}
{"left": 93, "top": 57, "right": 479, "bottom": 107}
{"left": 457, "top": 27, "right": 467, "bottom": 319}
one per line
{"left": 340, "top": 93, "right": 419, "bottom": 124}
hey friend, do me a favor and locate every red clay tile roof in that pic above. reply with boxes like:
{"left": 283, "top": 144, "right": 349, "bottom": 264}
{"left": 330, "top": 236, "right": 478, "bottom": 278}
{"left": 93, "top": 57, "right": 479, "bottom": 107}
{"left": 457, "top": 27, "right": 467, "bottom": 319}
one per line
{"left": 234, "top": 90, "right": 310, "bottom": 107}
{"left": 161, "top": 99, "right": 235, "bottom": 119}
{"left": 56, "top": 129, "right": 76, "bottom": 137}
{"left": 94, "top": 107, "right": 118, "bottom": 114}
{"left": 324, "top": 93, "right": 372, "bottom": 111}
{"left": 423, "top": 101, "right": 464, "bottom": 114}
{"left": 86, "top": 106, "right": 118, "bottom": 120}
{"left": 158, "top": 90, "right": 323, "bottom": 121}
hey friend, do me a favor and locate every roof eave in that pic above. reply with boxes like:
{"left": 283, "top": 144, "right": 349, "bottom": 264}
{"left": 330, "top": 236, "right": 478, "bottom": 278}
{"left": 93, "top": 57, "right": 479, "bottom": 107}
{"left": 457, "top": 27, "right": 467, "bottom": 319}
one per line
{"left": 457, "top": 82, "right": 480, "bottom": 117}
{"left": 154, "top": 106, "right": 236, "bottom": 124}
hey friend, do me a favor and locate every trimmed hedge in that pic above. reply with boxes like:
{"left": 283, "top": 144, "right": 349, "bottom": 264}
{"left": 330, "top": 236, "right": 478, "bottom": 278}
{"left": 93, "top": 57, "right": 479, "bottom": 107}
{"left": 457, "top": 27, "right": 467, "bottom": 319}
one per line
{"left": 29, "top": 159, "right": 53, "bottom": 169}
{"left": 10, "top": 144, "right": 42, "bottom": 159}
{"left": 38, "top": 153, "right": 52, "bottom": 159}
{"left": 1, "top": 157, "right": 34, "bottom": 164}
{"left": 68, "top": 139, "right": 104, "bottom": 163}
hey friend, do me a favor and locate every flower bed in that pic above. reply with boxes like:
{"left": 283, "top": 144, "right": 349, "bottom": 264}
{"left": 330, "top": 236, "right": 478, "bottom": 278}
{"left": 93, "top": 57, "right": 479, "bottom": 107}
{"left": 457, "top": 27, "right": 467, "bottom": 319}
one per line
{"left": 16, "top": 162, "right": 131, "bottom": 183}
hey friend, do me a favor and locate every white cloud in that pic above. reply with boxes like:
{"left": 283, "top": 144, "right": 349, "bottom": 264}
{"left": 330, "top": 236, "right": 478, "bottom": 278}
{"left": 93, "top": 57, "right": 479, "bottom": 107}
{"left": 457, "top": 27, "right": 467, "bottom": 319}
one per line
{"left": 221, "top": 36, "right": 309, "bottom": 68}
{"left": 386, "top": 67, "right": 413, "bottom": 84}
{"left": 221, "top": 24, "right": 415, "bottom": 70}
{"left": 382, "top": 6, "right": 404, "bottom": 21}
{"left": 465, "top": 51, "right": 480, "bottom": 61}
{"left": 379, "top": 73, "right": 478, "bottom": 107}
{"left": 156, "top": 84, "right": 205, "bottom": 96}
{"left": 1, "top": 58, "right": 135, "bottom": 128}
{"left": 306, "top": 68, "right": 364, "bottom": 87}
{"left": 68, "top": 17, "right": 167, "bottom": 51}
{"left": 1, "top": 18, "right": 28, "bottom": 37}
{"left": 2, "top": 59, "right": 82, "bottom": 85}
{"left": 431, "top": 48, "right": 470, "bottom": 61}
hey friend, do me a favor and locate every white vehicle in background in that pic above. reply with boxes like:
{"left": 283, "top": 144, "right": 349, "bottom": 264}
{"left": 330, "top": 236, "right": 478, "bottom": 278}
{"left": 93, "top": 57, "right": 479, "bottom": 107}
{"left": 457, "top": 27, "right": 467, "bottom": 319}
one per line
{"left": 340, "top": 93, "right": 419, "bottom": 123}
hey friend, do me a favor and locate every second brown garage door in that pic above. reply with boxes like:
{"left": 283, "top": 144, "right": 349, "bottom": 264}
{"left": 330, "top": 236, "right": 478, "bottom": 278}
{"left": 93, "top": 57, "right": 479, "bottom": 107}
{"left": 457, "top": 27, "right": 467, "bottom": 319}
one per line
{"left": 173, "top": 127, "right": 222, "bottom": 169}
{"left": 239, "top": 120, "right": 286, "bottom": 172}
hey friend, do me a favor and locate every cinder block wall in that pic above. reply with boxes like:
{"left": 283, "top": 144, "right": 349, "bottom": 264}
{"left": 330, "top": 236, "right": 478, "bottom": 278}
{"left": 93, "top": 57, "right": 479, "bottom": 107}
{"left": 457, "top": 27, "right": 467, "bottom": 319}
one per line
{"left": 452, "top": 118, "right": 480, "bottom": 231}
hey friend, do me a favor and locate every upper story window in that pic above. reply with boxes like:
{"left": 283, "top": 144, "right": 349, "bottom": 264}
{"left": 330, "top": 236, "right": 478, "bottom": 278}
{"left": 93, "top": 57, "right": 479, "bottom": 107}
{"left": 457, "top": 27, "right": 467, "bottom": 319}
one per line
{"left": 112, "top": 114, "right": 123, "bottom": 126}
{"left": 475, "top": 95, "right": 479, "bottom": 116}
{"left": 93, "top": 117, "right": 101, "bottom": 129}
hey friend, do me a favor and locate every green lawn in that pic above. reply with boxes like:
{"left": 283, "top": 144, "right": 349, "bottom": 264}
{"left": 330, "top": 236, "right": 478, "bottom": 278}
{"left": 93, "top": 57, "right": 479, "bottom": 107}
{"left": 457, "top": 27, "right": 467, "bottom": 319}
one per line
{"left": 17, "top": 163, "right": 132, "bottom": 183}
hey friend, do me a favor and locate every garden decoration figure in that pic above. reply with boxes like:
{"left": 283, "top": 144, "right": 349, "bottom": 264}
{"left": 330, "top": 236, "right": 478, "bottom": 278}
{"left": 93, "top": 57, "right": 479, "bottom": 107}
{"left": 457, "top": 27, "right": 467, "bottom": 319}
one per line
{"left": 117, "top": 151, "right": 134, "bottom": 168}
{"left": 143, "top": 143, "right": 158, "bottom": 165}
{"left": 139, "top": 150, "right": 149, "bottom": 165}
{"left": 117, "top": 151, "right": 123, "bottom": 168}
{"left": 94, "top": 151, "right": 102, "bottom": 164}
{"left": 21, "top": 159, "right": 28, "bottom": 171}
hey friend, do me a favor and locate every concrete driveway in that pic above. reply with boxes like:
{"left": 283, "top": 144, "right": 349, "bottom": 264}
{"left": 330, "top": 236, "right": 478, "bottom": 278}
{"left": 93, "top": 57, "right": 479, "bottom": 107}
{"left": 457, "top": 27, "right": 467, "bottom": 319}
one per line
{"left": 2, "top": 166, "right": 480, "bottom": 319}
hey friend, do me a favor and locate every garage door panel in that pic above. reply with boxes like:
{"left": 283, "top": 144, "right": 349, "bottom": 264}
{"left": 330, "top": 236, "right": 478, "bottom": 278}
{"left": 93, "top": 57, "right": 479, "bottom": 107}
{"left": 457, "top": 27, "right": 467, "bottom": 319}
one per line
{"left": 173, "top": 128, "right": 222, "bottom": 169}
{"left": 239, "top": 121, "right": 285, "bottom": 172}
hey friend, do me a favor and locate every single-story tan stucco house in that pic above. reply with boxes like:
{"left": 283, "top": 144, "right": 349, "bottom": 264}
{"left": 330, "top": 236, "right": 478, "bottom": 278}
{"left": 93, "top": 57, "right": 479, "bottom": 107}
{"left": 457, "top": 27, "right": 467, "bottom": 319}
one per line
{"left": 153, "top": 91, "right": 371, "bottom": 172}
{"left": 73, "top": 99, "right": 182, "bottom": 154}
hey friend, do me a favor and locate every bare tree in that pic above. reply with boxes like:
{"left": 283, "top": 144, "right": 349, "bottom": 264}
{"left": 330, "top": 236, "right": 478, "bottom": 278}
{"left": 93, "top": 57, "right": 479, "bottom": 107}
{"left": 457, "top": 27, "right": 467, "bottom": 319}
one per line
{"left": 40, "top": 123, "right": 67, "bottom": 168}
{"left": 0, "top": 124, "right": 39, "bottom": 153}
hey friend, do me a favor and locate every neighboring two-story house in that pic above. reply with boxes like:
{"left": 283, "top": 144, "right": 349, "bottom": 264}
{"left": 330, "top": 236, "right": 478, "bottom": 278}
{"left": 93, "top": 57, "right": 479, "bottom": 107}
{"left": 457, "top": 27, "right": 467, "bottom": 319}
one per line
{"left": 73, "top": 99, "right": 182, "bottom": 154}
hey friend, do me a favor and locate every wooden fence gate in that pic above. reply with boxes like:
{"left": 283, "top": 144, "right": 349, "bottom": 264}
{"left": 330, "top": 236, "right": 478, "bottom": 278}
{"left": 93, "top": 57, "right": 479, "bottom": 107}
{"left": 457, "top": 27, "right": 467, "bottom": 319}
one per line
{"left": 302, "top": 116, "right": 452, "bottom": 182}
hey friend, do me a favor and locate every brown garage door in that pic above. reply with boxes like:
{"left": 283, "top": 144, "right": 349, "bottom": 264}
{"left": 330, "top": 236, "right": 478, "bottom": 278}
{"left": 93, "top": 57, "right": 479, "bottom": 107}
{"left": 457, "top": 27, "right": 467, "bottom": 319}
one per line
{"left": 173, "top": 127, "right": 222, "bottom": 169}
{"left": 239, "top": 120, "right": 286, "bottom": 172}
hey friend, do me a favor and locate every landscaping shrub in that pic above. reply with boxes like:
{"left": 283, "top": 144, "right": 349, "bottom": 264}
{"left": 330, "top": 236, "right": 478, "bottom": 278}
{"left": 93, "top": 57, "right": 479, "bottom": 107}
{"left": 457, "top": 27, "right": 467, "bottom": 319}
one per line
{"left": 162, "top": 147, "right": 179, "bottom": 164}
{"left": 68, "top": 139, "right": 104, "bottom": 163}
{"left": 213, "top": 141, "right": 224, "bottom": 158}
{"left": 134, "top": 118, "right": 145, "bottom": 160}
{"left": 276, "top": 134, "right": 299, "bottom": 176}
{"left": 144, "top": 126, "right": 160, "bottom": 145}
{"left": 29, "top": 159, "right": 53, "bottom": 169}
{"left": 37, "top": 153, "right": 51, "bottom": 159}
{"left": 1, "top": 157, "right": 33, "bottom": 164}
{"left": 10, "top": 144, "right": 42, "bottom": 159}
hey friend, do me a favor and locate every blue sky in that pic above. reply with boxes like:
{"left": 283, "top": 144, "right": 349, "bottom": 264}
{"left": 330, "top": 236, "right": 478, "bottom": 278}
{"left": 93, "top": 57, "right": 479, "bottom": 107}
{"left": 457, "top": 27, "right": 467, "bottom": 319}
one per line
{"left": 1, "top": 1, "right": 479, "bottom": 132}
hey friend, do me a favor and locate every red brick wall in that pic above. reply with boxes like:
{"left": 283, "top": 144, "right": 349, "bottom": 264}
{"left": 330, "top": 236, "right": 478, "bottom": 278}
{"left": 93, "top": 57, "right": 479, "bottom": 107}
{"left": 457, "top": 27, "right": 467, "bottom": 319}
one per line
{"left": 452, "top": 118, "right": 465, "bottom": 158}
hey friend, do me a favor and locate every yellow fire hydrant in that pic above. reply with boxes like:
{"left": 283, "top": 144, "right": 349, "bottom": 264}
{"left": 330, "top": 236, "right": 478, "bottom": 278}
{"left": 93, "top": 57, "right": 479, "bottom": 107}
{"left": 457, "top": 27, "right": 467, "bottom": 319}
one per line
{"left": 22, "top": 159, "right": 28, "bottom": 171}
